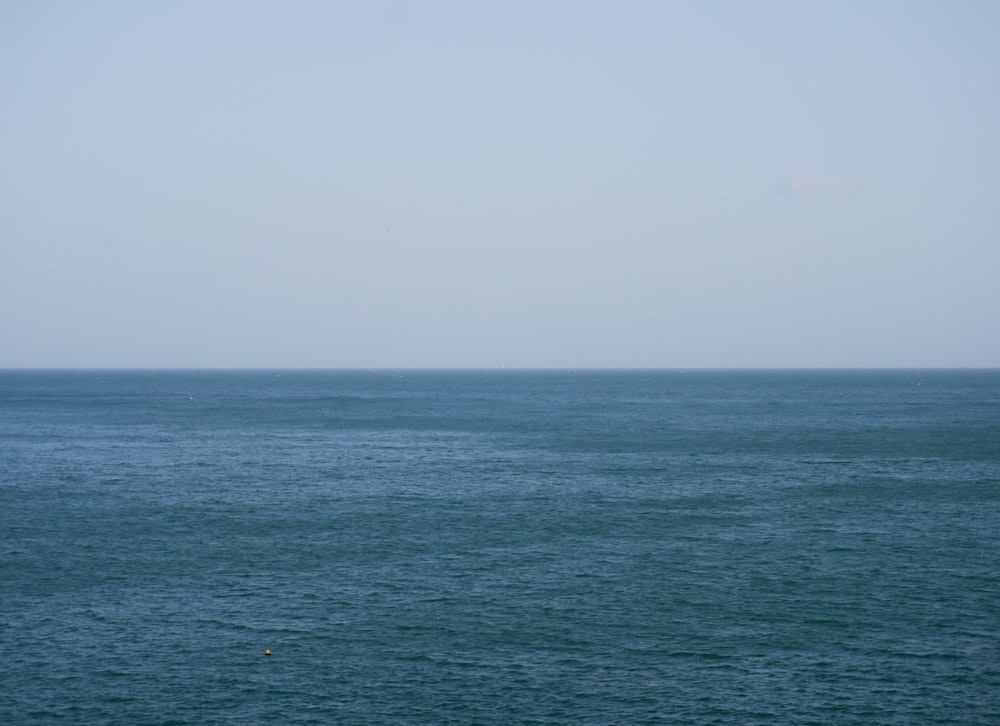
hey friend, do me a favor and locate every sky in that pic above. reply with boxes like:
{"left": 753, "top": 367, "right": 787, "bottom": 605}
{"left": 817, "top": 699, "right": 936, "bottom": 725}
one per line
{"left": 2, "top": 0, "right": 998, "bottom": 368}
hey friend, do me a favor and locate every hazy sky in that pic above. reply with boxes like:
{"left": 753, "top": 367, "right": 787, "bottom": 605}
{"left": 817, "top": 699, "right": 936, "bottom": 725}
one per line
{"left": 2, "top": 1, "right": 998, "bottom": 368}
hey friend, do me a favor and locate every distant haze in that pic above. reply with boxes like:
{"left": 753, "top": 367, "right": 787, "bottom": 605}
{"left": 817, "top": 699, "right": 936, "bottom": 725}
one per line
{"left": 2, "top": 1, "right": 998, "bottom": 368}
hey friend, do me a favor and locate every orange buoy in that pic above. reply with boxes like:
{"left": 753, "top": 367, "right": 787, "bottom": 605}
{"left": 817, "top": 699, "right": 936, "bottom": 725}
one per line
{"left": 264, "top": 649, "right": 272, "bottom": 656}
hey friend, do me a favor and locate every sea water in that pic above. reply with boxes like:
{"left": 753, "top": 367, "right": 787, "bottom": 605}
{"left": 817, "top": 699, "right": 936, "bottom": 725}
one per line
{"left": 1, "top": 370, "right": 998, "bottom": 724}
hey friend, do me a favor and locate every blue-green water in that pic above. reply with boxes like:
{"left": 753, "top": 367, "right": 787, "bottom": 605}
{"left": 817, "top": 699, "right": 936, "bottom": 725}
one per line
{"left": 2, "top": 370, "right": 998, "bottom": 724}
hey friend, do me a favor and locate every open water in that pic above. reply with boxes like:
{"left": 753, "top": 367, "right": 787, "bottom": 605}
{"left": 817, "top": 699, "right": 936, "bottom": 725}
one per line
{"left": 1, "top": 369, "right": 998, "bottom": 724}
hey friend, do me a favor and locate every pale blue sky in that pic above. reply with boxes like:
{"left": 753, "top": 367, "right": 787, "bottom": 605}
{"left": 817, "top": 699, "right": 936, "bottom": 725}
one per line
{"left": 2, "top": 1, "right": 998, "bottom": 367}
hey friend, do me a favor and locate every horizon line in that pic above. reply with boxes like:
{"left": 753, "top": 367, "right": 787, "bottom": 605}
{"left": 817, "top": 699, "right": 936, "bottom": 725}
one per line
{"left": 2, "top": 366, "right": 998, "bottom": 372}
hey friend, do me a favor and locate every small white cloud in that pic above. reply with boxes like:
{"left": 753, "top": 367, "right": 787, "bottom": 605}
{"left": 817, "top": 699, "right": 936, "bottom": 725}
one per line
{"left": 781, "top": 172, "right": 858, "bottom": 196}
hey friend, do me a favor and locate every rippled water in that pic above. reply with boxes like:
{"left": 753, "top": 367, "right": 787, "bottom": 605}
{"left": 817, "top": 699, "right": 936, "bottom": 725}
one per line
{"left": 2, "top": 370, "right": 998, "bottom": 724}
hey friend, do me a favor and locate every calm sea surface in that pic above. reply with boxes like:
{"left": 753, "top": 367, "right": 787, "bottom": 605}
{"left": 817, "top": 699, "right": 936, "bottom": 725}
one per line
{"left": 1, "top": 370, "right": 998, "bottom": 724}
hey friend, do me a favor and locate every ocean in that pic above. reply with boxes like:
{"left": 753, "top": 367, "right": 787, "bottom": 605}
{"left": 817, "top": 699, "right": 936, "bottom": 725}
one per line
{"left": 1, "top": 369, "right": 998, "bottom": 724}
